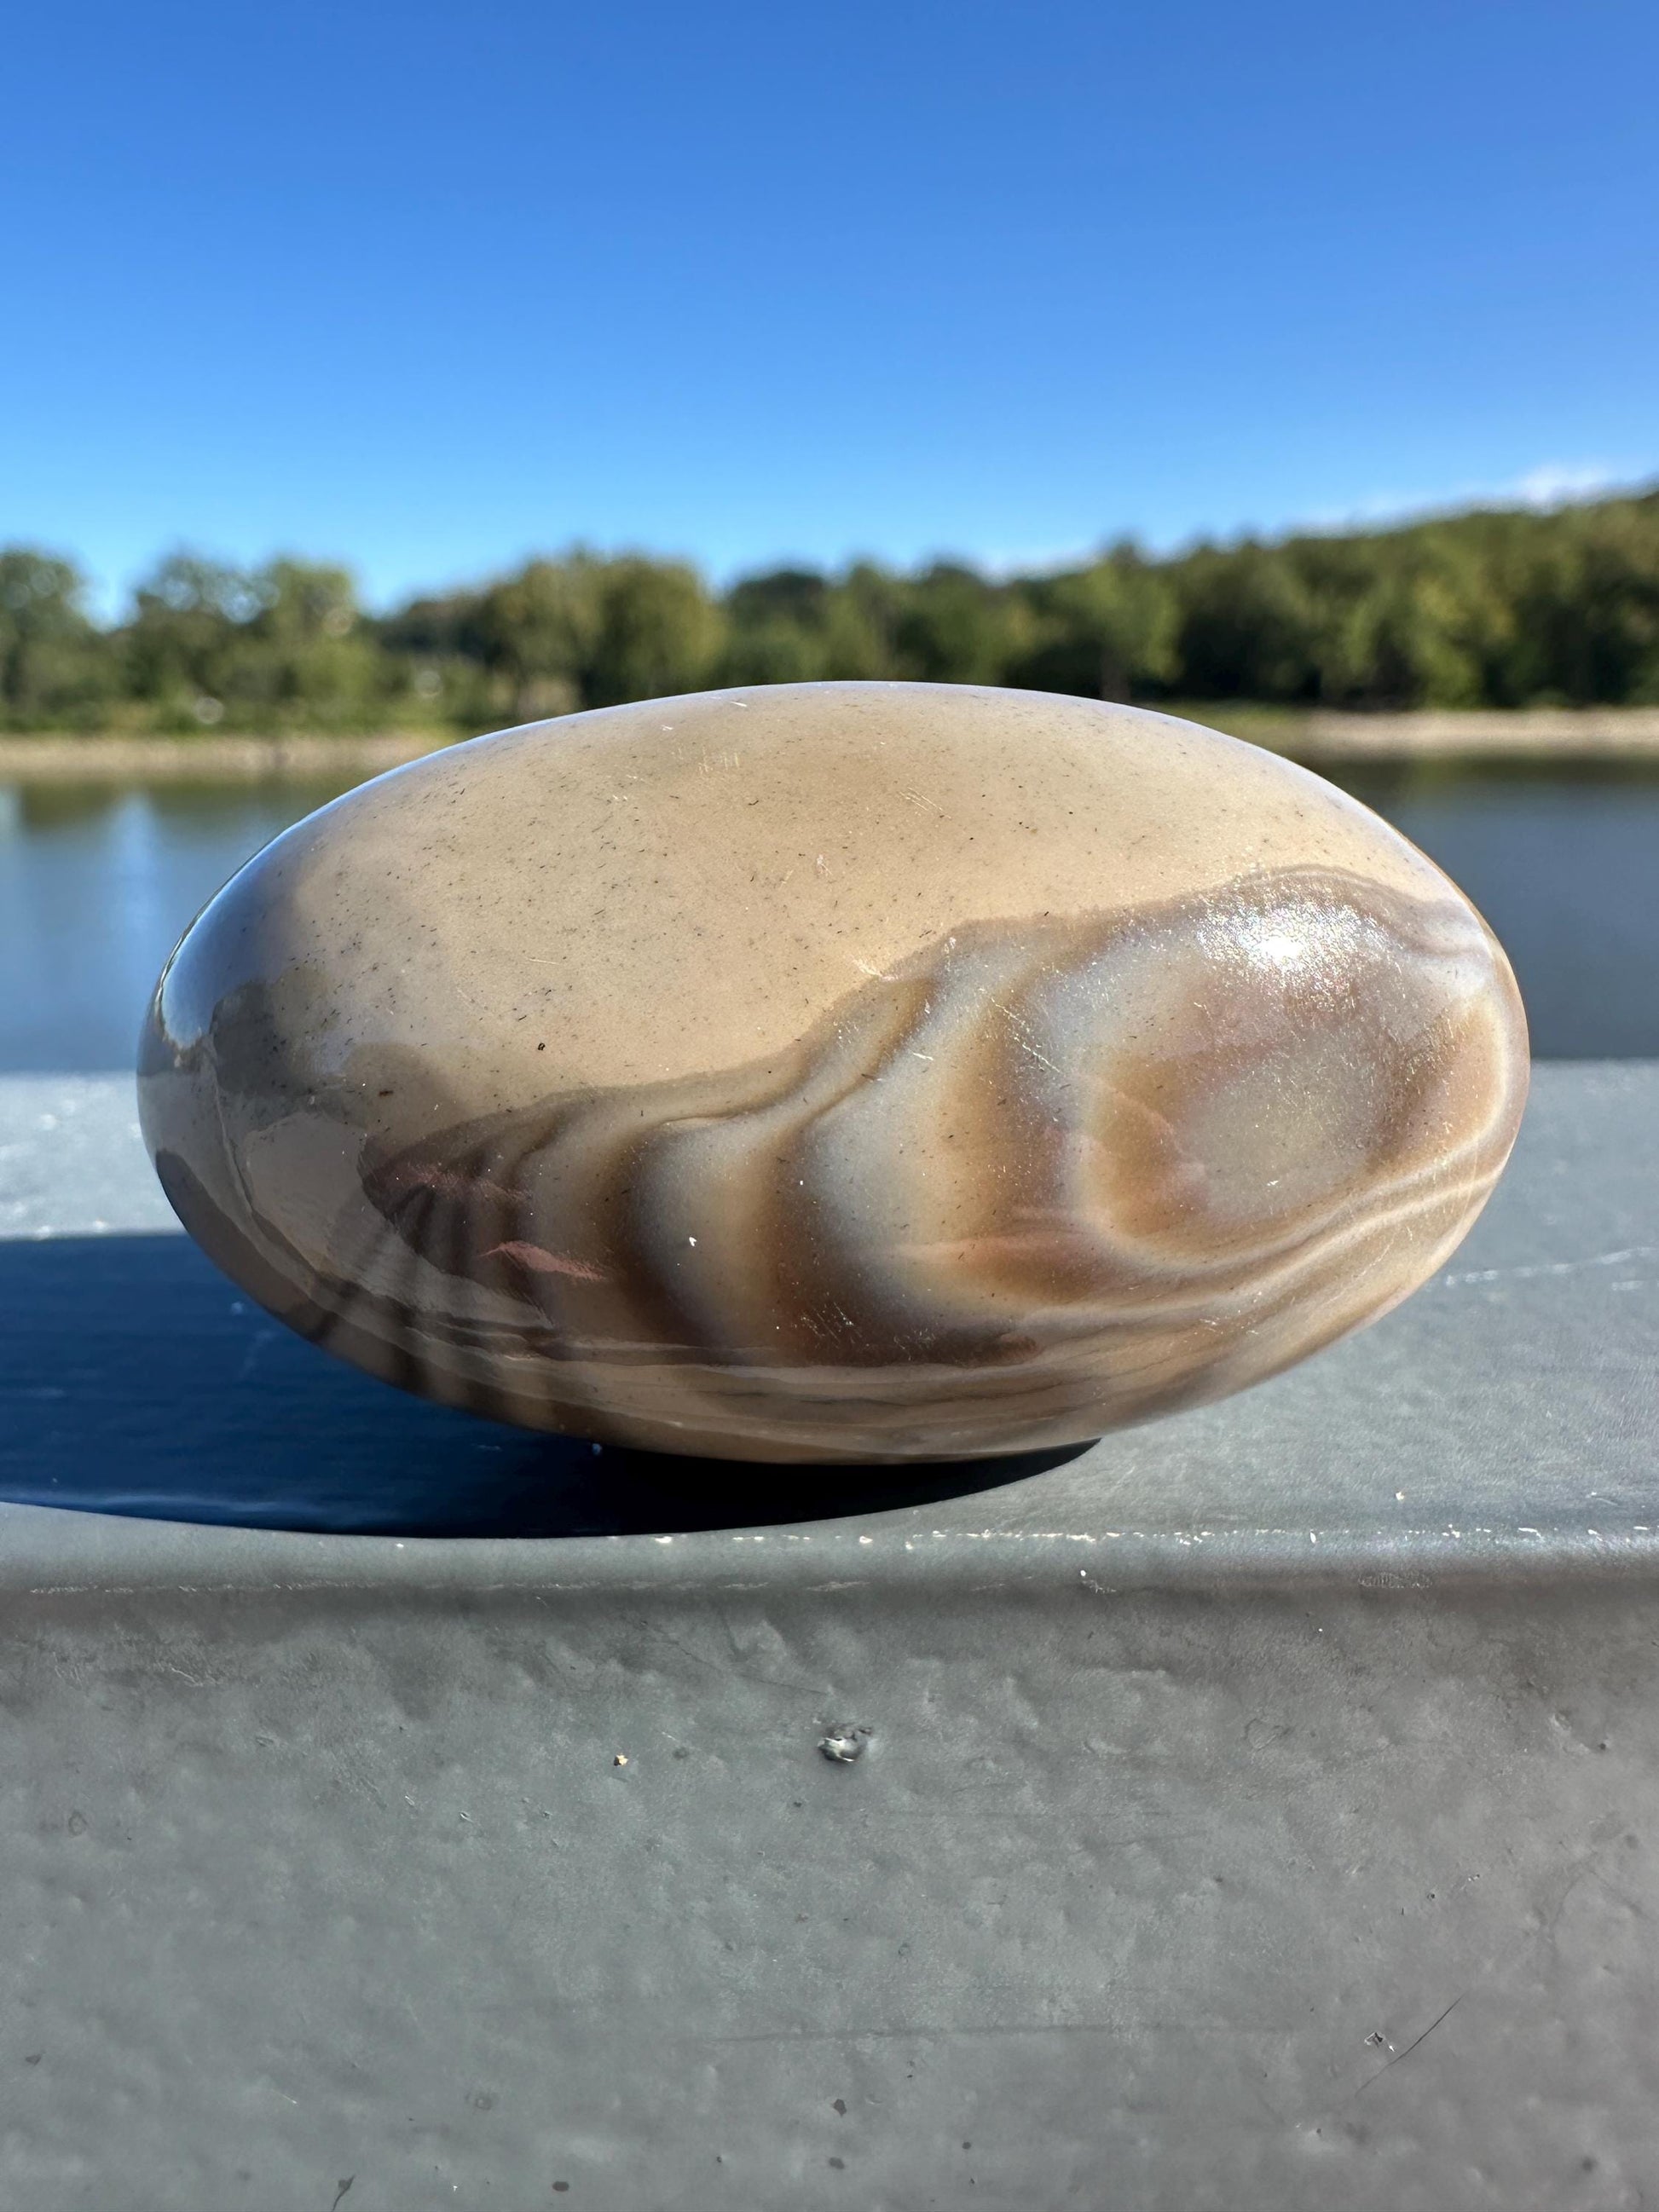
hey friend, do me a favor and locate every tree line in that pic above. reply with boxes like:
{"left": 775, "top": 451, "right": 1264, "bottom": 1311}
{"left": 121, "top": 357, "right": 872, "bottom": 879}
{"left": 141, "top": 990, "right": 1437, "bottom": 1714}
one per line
{"left": 3, "top": 485, "right": 1656, "bottom": 732}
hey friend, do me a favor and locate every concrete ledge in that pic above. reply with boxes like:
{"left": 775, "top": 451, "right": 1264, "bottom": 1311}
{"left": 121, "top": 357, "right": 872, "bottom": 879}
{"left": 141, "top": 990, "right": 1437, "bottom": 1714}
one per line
{"left": 3, "top": 1064, "right": 1653, "bottom": 1578}
{"left": 1, "top": 1065, "right": 1656, "bottom": 2205}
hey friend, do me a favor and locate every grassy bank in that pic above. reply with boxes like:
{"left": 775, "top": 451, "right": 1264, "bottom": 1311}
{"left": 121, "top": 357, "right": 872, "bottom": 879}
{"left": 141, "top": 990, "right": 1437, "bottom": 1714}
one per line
{"left": 1194, "top": 705, "right": 1659, "bottom": 762}
{"left": 0, "top": 731, "right": 454, "bottom": 780}
{"left": 5, "top": 706, "right": 1659, "bottom": 782}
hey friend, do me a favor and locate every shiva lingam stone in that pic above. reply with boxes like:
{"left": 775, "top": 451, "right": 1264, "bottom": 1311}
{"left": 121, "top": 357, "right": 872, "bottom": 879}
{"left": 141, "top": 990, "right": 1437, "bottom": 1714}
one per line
{"left": 139, "top": 682, "right": 1529, "bottom": 1464}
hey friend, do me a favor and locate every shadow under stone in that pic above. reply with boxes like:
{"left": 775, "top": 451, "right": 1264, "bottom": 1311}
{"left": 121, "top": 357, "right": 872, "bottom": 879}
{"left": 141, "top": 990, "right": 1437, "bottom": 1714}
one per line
{"left": 0, "top": 1234, "right": 1090, "bottom": 1537}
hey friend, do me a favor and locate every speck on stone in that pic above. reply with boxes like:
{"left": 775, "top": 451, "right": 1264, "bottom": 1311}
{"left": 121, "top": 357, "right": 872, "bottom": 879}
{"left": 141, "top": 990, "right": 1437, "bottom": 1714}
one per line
{"left": 818, "top": 1725, "right": 872, "bottom": 1764}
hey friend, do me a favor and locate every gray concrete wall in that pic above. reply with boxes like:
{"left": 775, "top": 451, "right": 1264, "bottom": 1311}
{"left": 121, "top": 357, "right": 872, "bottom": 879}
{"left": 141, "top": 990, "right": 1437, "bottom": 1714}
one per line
{"left": 1, "top": 1066, "right": 1655, "bottom": 2208}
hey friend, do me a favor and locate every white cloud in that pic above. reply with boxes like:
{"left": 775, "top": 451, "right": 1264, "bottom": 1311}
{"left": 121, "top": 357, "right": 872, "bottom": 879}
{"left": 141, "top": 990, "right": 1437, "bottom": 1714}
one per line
{"left": 1311, "top": 459, "right": 1642, "bottom": 536}
{"left": 1505, "top": 460, "right": 1623, "bottom": 508}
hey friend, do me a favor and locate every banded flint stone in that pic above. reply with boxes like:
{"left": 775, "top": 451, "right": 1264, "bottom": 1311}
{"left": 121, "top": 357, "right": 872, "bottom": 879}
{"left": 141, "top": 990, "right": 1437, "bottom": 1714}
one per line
{"left": 139, "top": 683, "right": 1529, "bottom": 1464}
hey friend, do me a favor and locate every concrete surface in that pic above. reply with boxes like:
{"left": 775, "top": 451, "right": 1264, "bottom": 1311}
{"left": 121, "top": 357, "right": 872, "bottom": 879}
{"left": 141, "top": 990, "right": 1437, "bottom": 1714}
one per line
{"left": 0, "top": 1065, "right": 1656, "bottom": 2209}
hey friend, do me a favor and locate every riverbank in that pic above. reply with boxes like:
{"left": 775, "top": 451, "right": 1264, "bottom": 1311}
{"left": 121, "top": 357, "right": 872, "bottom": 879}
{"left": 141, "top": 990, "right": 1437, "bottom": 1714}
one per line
{"left": 4, "top": 707, "right": 1659, "bottom": 781}
{"left": 1207, "top": 706, "right": 1659, "bottom": 762}
{"left": 0, "top": 732, "right": 453, "bottom": 781}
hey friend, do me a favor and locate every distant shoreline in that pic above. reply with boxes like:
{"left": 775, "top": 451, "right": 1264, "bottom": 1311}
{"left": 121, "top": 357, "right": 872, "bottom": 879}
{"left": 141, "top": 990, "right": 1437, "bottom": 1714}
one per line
{"left": 1210, "top": 706, "right": 1659, "bottom": 763}
{"left": 0, "top": 732, "right": 456, "bottom": 781}
{"left": 4, "top": 707, "right": 1659, "bottom": 781}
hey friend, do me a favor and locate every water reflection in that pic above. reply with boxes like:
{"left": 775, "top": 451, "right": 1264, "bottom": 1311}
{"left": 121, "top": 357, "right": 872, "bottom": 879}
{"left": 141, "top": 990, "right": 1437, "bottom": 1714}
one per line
{"left": 1339, "top": 762, "right": 1659, "bottom": 1059}
{"left": 2, "top": 762, "right": 1656, "bottom": 1068}
{"left": 0, "top": 777, "right": 356, "bottom": 1072}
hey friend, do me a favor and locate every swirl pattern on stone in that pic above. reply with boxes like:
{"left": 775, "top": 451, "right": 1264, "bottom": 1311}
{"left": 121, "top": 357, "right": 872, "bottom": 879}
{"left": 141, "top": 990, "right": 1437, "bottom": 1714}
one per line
{"left": 140, "top": 683, "right": 1529, "bottom": 1463}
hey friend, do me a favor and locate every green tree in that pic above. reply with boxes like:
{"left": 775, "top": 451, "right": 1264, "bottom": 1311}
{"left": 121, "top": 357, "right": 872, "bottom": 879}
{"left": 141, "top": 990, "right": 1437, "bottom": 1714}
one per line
{"left": 0, "top": 549, "right": 113, "bottom": 725}
{"left": 476, "top": 557, "right": 604, "bottom": 720}
{"left": 235, "top": 560, "right": 388, "bottom": 727}
{"left": 122, "top": 552, "right": 255, "bottom": 716}
{"left": 120, "top": 552, "right": 396, "bottom": 730}
{"left": 1169, "top": 541, "right": 1321, "bottom": 701}
{"left": 887, "top": 563, "right": 1033, "bottom": 685}
{"left": 1009, "top": 547, "right": 1180, "bottom": 701}
{"left": 581, "top": 557, "right": 723, "bottom": 707}
{"left": 720, "top": 569, "right": 833, "bottom": 685}
{"left": 8, "top": 484, "right": 1659, "bottom": 730}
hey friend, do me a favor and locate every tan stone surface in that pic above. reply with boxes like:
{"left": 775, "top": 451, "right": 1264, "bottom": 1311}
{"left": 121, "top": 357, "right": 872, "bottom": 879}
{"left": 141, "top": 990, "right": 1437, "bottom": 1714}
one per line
{"left": 140, "top": 684, "right": 1529, "bottom": 1462}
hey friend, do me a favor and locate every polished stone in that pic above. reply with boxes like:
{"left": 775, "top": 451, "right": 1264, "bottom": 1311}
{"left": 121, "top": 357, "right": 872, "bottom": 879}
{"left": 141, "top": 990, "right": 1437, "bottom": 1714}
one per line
{"left": 138, "top": 683, "right": 1529, "bottom": 1462}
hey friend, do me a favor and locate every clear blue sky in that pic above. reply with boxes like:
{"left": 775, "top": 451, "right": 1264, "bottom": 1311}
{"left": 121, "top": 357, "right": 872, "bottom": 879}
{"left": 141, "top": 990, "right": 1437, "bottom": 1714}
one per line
{"left": 4, "top": 0, "right": 1656, "bottom": 610}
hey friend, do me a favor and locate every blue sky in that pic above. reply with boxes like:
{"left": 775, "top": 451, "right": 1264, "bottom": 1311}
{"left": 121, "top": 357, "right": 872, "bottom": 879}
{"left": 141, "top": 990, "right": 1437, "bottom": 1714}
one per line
{"left": 4, "top": 0, "right": 1656, "bottom": 610}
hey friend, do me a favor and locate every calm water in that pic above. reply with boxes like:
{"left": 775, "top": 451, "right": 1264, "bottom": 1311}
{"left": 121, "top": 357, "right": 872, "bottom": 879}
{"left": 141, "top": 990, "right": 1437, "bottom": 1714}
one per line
{"left": 3, "top": 765, "right": 1657, "bottom": 1068}
{"left": 1, "top": 777, "right": 357, "bottom": 1072}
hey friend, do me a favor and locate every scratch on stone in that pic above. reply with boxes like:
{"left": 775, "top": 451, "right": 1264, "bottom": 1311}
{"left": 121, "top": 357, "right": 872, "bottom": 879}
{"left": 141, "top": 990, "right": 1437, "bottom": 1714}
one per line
{"left": 1350, "top": 1993, "right": 1465, "bottom": 2099}
{"left": 1015, "top": 1038, "right": 1061, "bottom": 1072}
